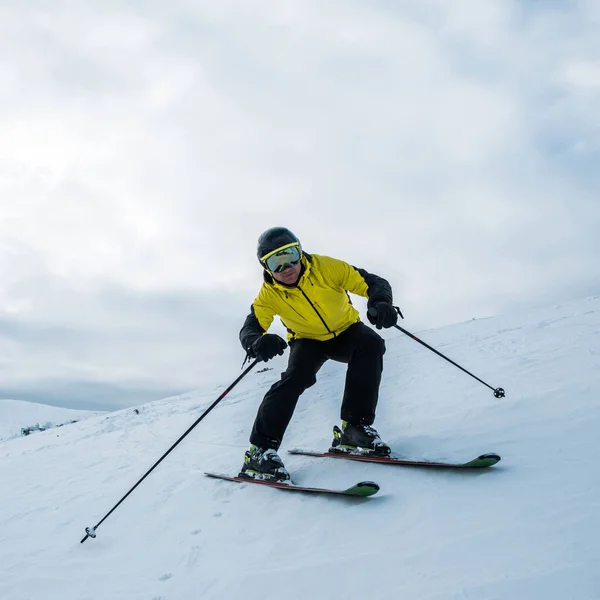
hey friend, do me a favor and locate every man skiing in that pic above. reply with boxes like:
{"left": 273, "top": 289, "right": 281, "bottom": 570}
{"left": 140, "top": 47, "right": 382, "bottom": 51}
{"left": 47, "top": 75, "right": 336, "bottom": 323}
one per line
{"left": 239, "top": 227, "right": 399, "bottom": 481}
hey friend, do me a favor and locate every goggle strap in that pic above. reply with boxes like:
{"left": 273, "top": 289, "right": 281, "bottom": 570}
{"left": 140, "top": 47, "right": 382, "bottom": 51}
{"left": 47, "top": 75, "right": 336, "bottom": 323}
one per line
{"left": 260, "top": 242, "right": 300, "bottom": 263}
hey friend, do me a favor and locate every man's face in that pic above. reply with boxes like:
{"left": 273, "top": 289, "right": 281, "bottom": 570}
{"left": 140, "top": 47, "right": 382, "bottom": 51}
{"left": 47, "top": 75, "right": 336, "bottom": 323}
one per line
{"left": 272, "top": 261, "right": 302, "bottom": 285}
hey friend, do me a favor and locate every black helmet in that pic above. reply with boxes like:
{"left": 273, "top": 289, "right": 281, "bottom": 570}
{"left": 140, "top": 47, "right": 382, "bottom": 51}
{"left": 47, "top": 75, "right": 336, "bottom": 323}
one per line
{"left": 256, "top": 227, "right": 301, "bottom": 264}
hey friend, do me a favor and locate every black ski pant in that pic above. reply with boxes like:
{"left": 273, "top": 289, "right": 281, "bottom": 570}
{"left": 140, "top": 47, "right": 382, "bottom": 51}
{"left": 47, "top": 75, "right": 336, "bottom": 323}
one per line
{"left": 250, "top": 322, "right": 386, "bottom": 450}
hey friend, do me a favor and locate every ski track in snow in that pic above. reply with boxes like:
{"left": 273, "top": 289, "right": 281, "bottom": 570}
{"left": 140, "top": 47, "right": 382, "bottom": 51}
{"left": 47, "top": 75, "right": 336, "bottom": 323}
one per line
{"left": 1, "top": 296, "right": 599, "bottom": 600}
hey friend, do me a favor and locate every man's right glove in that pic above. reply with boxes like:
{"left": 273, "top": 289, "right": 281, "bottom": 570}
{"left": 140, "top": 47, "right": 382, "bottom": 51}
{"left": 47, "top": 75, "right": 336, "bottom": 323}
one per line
{"left": 367, "top": 302, "right": 399, "bottom": 329}
{"left": 250, "top": 334, "right": 288, "bottom": 362}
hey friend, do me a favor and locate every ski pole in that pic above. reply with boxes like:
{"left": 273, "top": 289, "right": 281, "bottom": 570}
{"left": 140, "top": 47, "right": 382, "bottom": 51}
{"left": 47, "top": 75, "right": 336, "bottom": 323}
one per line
{"left": 80, "top": 358, "right": 260, "bottom": 543}
{"left": 368, "top": 307, "right": 505, "bottom": 398}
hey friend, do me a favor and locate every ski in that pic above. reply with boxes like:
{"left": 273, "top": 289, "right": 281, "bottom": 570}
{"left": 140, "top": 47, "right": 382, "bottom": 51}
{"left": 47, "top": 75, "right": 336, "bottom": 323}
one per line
{"left": 204, "top": 472, "right": 380, "bottom": 497}
{"left": 288, "top": 449, "right": 501, "bottom": 468}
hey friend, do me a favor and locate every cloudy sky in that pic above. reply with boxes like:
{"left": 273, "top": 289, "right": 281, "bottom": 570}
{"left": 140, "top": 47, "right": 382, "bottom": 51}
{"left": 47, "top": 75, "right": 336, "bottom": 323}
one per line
{"left": 1, "top": 0, "right": 599, "bottom": 410}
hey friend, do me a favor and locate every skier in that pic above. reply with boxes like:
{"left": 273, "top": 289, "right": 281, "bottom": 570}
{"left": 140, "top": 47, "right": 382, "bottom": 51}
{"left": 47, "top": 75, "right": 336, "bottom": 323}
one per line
{"left": 239, "top": 227, "right": 399, "bottom": 481}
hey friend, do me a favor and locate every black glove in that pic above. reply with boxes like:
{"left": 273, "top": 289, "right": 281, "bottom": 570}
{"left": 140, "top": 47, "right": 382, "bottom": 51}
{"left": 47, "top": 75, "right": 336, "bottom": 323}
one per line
{"left": 250, "top": 334, "right": 287, "bottom": 362}
{"left": 367, "top": 303, "right": 399, "bottom": 329}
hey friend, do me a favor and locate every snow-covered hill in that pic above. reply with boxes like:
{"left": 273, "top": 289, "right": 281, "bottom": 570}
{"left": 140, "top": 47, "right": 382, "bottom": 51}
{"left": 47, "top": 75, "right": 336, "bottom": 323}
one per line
{"left": 0, "top": 399, "right": 102, "bottom": 442}
{"left": 1, "top": 296, "right": 599, "bottom": 600}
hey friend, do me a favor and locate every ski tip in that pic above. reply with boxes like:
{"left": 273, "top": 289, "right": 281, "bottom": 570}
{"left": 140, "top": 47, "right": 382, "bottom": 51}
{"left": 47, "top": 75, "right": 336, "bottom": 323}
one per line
{"left": 479, "top": 453, "right": 501, "bottom": 460}
{"left": 344, "top": 481, "right": 380, "bottom": 497}
{"left": 464, "top": 454, "right": 501, "bottom": 468}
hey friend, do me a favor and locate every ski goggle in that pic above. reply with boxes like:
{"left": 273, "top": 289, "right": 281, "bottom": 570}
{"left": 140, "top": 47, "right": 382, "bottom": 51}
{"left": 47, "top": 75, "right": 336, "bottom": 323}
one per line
{"left": 261, "top": 243, "right": 302, "bottom": 273}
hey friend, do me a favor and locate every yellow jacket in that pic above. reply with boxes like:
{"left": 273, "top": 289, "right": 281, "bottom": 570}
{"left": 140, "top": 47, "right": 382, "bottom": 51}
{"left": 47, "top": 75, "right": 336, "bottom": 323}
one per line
{"left": 240, "top": 253, "right": 393, "bottom": 348}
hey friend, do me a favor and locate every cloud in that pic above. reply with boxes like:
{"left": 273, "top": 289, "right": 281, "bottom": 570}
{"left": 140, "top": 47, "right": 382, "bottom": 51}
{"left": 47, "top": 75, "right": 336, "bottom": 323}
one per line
{"left": 0, "top": 275, "right": 255, "bottom": 408}
{"left": 1, "top": 0, "right": 599, "bottom": 408}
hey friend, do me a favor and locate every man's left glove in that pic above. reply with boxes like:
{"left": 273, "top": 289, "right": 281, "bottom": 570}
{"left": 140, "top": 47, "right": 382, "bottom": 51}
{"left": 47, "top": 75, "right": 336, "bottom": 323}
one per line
{"left": 367, "top": 302, "right": 399, "bottom": 329}
{"left": 250, "top": 334, "right": 288, "bottom": 362}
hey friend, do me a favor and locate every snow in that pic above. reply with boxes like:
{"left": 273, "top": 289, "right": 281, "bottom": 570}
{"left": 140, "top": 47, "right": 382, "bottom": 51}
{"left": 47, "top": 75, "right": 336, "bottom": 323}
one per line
{"left": 0, "top": 400, "right": 103, "bottom": 442}
{"left": 1, "top": 296, "right": 599, "bottom": 600}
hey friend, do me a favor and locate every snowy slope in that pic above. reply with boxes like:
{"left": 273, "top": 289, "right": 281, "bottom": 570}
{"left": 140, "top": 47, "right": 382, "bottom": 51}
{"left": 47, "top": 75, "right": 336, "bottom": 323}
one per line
{"left": 1, "top": 297, "right": 599, "bottom": 600}
{"left": 0, "top": 400, "right": 102, "bottom": 442}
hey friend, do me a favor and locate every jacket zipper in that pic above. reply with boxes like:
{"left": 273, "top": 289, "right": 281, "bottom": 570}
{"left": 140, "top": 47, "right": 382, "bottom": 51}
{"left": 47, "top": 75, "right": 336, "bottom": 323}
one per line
{"left": 298, "top": 285, "right": 336, "bottom": 338}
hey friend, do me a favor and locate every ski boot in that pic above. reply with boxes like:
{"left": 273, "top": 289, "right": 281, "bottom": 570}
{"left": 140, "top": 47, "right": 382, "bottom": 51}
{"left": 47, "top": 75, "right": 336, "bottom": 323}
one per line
{"left": 239, "top": 445, "right": 291, "bottom": 482}
{"left": 330, "top": 421, "right": 391, "bottom": 456}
